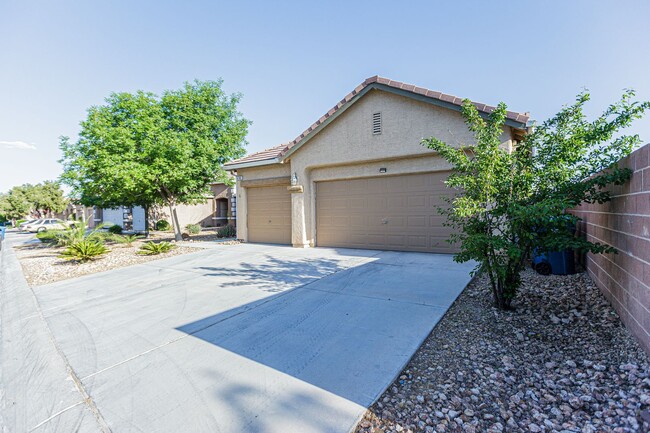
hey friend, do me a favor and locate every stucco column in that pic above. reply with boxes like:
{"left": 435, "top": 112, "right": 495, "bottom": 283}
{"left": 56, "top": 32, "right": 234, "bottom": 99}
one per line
{"left": 290, "top": 190, "right": 309, "bottom": 248}
{"left": 236, "top": 184, "right": 248, "bottom": 242}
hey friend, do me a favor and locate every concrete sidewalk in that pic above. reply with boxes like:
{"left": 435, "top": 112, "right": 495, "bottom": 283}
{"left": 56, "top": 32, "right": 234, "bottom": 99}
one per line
{"left": 2, "top": 239, "right": 474, "bottom": 433}
{"left": 0, "top": 232, "right": 107, "bottom": 432}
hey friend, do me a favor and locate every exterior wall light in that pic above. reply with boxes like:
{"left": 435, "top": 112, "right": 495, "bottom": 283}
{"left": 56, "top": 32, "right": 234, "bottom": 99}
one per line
{"left": 379, "top": 168, "right": 387, "bottom": 173}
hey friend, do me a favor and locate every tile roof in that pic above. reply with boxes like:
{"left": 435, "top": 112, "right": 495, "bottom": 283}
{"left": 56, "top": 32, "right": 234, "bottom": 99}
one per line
{"left": 224, "top": 76, "right": 530, "bottom": 168}
{"left": 223, "top": 143, "right": 288, "bottom": 167}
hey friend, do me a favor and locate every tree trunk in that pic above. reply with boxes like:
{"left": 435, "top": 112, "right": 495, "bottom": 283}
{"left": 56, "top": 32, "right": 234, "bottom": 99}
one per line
{"left": 144, "top": 204, "right": 150, "bottom": 239}
{"left": 168, "top": 203, "right": 182, "bottom": 241}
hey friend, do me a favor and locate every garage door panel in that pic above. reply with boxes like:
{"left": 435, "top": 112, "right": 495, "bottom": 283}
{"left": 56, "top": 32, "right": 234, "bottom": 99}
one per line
{"left": 349, "top": 216, "right": 366, "bottom": 227}
{"left": 407, "top": 216, "right": 427, "bottom": 227}
{"left": 247, "top": 186, "right": 291, "bottom": 244}
{"left": 316, "top": 171, "right": 457, "bottom": 253}
{"left": 407, "top": 235, "right": 427, "bottom": 248}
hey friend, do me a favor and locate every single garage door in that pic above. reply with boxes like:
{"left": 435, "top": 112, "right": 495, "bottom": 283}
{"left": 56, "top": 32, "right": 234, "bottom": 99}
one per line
{"left": 247, "top": 185, "right": 292, "bottom": 244}
{"left": 316, "top": 172, "right": 456, "bottom": 253}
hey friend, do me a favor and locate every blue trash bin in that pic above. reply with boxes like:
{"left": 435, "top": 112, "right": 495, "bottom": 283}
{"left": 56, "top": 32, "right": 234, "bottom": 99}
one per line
{"left": 0, "top": 225, "right": 5, "bottom": 240}
{"left": 532, "top": 248, "right": 575, "bottom": 275}
{"left": 532, "top": 215, "right": 577, "bottom": 276}
{"left": 547, "top": 249, "right": 576, "bottom": 275}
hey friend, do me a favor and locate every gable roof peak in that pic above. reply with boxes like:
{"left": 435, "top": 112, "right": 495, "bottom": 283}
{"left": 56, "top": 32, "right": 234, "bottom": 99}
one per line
{"left": 224, "top": 76, "right": 531, "bottom": 170}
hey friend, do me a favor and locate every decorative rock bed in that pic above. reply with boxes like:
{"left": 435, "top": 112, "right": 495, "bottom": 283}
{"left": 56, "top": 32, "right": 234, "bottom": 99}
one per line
{"left": 355, "top": 269, "right": 649, "bottom": 433}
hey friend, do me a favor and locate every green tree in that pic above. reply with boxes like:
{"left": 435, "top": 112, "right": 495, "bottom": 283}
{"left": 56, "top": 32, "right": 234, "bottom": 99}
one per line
{"left": 59, "top": 79, "right": 249, "bottom": 240}
{"left": 30, "top": 181, "right": 68, "bottom": 217}
{"left": 423, "top": 91, "right": 648, "bottom": 309}
{"left": 0, "top": 187, "right": 31, "bottom": 224}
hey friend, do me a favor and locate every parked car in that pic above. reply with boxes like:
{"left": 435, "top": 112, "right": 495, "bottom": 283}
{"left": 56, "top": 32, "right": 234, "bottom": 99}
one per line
{"left": 19, "top": 219, "right": 39, "bottom": 230}
{"left": 26, "top": 219, "right": 75, "bottom": 233}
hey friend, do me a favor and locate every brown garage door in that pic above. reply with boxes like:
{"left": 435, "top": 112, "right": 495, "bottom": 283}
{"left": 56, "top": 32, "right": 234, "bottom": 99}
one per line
{"left": 316, "top": 172, "right": 456, "bottom": 253}
{"left": 247, "top": 185, "right": 292, "bottom": 244}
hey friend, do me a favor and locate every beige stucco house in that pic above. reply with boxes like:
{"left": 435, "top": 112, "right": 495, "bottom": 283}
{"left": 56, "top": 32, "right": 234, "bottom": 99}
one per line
{"left": 224, "top": 76, "right": 530, "bottom": 253}
{"left": 94, "top": 182, "right": 236, "bottom": 232}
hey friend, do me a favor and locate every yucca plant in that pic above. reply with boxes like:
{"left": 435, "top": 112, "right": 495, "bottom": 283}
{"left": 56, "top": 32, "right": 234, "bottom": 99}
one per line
{"left": 60, "top": 240, "right": 109, "bottom": 262}
{"left": 55, "top": 221, "right": 106, "bottom": 247}
{"left": 113, "top": 234, "right": 142, "bottom": 247}
{"left": 138, "top": 241, "right": 175, "bottom": 255}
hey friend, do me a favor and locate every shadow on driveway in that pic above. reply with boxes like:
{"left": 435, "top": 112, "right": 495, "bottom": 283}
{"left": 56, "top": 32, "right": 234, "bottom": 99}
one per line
{"left": 177, "top": 250, "right": 470, "bottom": 407}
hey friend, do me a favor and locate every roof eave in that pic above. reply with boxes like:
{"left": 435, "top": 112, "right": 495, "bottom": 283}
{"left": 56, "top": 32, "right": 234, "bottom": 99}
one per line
{"left": 223, "top": 158, "right": 282, "bottom": 171}
{"left": 280, "top": 83, "right": 528, "bottom": 161}
{"left": 280, "top": 85, "right": 375, "bottom": 161}
{"left": 374, "top": 83, "right": 529, "bottom": 130}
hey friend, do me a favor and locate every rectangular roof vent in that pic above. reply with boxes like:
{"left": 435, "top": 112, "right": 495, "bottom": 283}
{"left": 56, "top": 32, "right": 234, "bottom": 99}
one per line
{"left": 372, "top": 112, "right": 382, "bottom": 135}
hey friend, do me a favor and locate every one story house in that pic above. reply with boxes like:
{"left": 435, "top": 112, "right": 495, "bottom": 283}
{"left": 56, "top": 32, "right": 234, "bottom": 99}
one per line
{"left": 224, "top": 76, "right": 530, "bottom": 253}
{"left": 94, "top": 182, "right": 236, "bottom": 232}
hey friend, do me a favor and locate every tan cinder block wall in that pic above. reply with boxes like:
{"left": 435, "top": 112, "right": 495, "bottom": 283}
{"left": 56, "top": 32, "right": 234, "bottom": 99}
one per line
{"left": 154, "top": 200, "right": 215, "bottom": 229}
{"left": 572, "top": 144, "right": 650, "bottom": 354}
{"left": 287, "top": 89, "right": 515, "bottom": 247}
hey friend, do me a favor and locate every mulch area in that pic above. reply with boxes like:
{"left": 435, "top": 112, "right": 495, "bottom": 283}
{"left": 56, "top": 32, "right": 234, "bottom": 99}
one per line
{"left": 355, "top": 269, "right": 649, "bottom": 433}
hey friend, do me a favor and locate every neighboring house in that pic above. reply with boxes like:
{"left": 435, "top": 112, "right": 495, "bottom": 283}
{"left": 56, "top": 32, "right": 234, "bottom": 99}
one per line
{"left": 57, "top": 202, "right": 99, "bottom": 227}
{"left": 97, "top": 183, "right": 236, "bottom": 232}
{"left": 224, "top": 76, "right": 530, "bottom": 253}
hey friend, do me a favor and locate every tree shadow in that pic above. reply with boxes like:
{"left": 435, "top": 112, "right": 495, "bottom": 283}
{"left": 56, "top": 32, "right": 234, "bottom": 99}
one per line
{"left": 195, "top": 255, "right": 347, "bottom": 293}
{"left": 175, "top": 251, "right": 458, "bottom": 408}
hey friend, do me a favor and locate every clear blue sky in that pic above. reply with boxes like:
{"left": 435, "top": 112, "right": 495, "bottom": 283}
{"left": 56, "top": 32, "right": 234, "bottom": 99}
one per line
{"left": 1, "top": 0, "right": 649, "bottom": 192}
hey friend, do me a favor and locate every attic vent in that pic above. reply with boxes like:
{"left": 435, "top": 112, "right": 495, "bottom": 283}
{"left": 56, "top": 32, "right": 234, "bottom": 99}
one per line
{"left": 372, "top": 112, "right": 382, "bottom": 135}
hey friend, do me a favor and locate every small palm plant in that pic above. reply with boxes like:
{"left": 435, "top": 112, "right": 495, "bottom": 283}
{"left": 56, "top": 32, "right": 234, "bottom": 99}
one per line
{"left": 113, "top": 234, "right": 142, "bottom": 247}
{"left": 60, "top": 240, "right": 109, "bottom": 262}
{"left": 56, "top": 221, "right": 106, "bottom": 247}
{"left": 138, "top": 241, "right": 175, "bottom": 255}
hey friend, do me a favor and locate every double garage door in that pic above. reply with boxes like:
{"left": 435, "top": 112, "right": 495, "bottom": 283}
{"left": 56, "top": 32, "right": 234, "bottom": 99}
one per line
{"left": 247, "top": 172, "right": 456, "bottom": 253}
{"left": 316, "top": 171, "right": 456, "bottom": 253}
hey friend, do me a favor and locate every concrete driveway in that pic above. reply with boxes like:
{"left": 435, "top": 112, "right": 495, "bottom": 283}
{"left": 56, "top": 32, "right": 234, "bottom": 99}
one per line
{"left": 1, "top": 239, "right": 474, "bottom": 433}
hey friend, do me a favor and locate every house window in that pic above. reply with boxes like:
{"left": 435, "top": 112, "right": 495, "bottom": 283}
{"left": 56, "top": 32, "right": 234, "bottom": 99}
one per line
{"left": 372, "top": 112, "right": 382, "bottom": 135}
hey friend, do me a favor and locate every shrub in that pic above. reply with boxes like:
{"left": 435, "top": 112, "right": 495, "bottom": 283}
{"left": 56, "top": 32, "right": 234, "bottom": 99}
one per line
{"left": 55, "top": 221, "right": 106, "bottom": 247}
{"left": 424, "top": 91, "right": 649, "bottom": 309}
{"left": 108, "top": 224, "right": 123, "bottom": 234}
{"left": 36, "top": 231, "right": 58, "bottom": 244}
{"left": 217, "top": 224, "right": 236, "bottom": 238}
{"left": 155, "top": 220, "right": 171, "bottom": 231}
{"left": 60, "top": 240, "right": 109, "bottom": 262}
{"left": 185, "top": 223, "right": 201, "bottom": 235}
{"left": 138, "top": 241, "right": 174, "bottom": 255}
{"left": 16, "top": 219, "right": 27, "bottom": 226}
{"left": 113, "top": 234, "right": 141, "bottom": 247}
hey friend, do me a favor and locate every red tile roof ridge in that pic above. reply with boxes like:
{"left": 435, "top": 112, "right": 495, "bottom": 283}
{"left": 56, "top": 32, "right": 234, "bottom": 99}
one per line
{"left": 283, "top": 76, "right": 530, "bottom": 154}
{"left": 225, "top": 76, "right": 531, "bottom": 168}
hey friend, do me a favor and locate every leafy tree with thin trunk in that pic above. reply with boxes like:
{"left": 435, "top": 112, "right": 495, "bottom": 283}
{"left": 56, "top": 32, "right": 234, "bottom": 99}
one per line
{"left": 59, "top": 80, "right": 249, "bottom": 240}
{"left": 0, "top": 181, "right": 67, "bottom": 224}
{"left": 423, "top": 91, "right": 649, "bottom": 309}
{"left": 0, "top": 187, "right": 31, "bottom": 224}
{"left": 29, "top": 181, "right": 68, "bottom": 217}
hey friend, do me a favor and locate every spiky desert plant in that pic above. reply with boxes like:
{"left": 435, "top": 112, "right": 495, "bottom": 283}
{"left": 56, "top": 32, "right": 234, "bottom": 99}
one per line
{"left": 138, "top": 241, "right": 174, "bottom": 255}
{"left": 60, "top": 240, "right": 109, "bottom": 262}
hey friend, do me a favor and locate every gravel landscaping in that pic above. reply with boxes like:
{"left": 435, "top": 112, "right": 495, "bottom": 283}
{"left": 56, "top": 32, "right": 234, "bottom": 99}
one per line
{"left": 14, "top": 239, "right": 200, "bottom": 286}
{"left": 355, "top": 269, "right": 649, "bottom": 433}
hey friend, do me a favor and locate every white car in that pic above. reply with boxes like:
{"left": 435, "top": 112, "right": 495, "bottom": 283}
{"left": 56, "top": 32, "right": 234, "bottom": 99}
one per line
{"left": 19, "top": 219, "right": 39, "bottom": 230}
{"left": 26, "top": 219, "right": 74, "bottom": 233}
